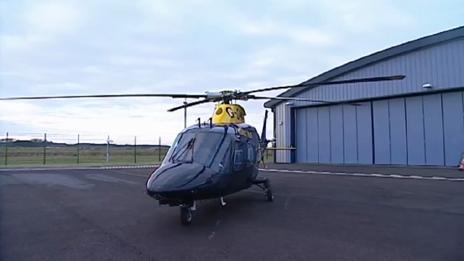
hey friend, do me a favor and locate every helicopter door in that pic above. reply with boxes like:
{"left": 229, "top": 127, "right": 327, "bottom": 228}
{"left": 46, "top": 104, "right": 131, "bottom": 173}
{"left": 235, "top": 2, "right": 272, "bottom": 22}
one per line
{"left": 233, "top": 141, "right": 246, "bottom": 170}
{"left": 233, "top": 140, "right": 253, "bottom": 188}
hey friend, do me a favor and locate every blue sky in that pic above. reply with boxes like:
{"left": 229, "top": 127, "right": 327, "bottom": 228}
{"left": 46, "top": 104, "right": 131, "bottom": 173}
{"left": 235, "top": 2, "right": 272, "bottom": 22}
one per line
{"left": 0, "top": 0, "right": 463, "bottom": 144}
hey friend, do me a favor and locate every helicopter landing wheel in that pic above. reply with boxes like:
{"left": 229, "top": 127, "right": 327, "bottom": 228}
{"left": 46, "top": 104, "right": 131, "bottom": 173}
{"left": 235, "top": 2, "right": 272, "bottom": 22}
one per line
{"left": 264, "top": 180, "right": 274, "bottom": 202}
{"left": 252, "top": 178, "right": 274, "bottom": 202}
{"left": 180, "top": 206, "right": 193, "bottom": 225}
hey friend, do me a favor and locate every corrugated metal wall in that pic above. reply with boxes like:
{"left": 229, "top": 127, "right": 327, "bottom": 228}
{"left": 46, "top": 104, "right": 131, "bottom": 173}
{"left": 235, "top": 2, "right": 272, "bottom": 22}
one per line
{"left": 274, "top": 37, "right": 464, "bottom": 164}
{"left": 294, "top": 91, "right": 464, "bottom": 166}
{"left": 274, "top": 104, "right": 291, "bottom": 163}
{"left": 295, "top": 39, "right": 464, "bottom": 104}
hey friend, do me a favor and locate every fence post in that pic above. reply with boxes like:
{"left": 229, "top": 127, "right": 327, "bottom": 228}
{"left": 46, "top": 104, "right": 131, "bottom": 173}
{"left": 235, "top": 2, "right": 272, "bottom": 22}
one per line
{"left": 106, "top": 135, "right": 110, "bottom": 163}
{"left": 4, "top": 132, "right": 8, "bottom": 166}
{"left": 134, "top": 136, "right": 137, "bottom": 164}
{"left": 77, "top": 134, "right": 80, "bottom": 164}
{"left": 43, "top": 133, "right": 47, "bottom": 165}
{"left": 158, "top": 137, "right": 161, "bottom": 162}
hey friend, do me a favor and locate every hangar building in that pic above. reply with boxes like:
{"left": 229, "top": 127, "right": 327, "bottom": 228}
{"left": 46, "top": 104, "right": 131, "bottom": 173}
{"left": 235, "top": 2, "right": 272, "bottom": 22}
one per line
{"left": 265, "top": 26, "right": 464, "bottom": 166}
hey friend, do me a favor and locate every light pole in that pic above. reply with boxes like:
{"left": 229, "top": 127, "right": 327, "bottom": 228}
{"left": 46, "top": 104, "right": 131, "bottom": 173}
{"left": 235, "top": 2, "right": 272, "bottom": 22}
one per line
{"left": 106, "top": 135, "right": 113, "bottom": 163}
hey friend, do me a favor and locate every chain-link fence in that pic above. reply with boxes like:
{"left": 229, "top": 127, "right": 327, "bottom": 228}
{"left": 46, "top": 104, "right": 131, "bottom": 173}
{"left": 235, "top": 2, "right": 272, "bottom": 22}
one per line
{"left": 0, "top": 132, "right": 169, "bottom": 167}
{"left": 0, "top": 132, "right": 274, "bottom": 167}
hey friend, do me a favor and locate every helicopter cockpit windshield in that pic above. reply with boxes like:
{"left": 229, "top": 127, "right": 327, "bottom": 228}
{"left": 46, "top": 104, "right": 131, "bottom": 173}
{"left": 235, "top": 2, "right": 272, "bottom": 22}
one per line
{"left": 164, "top": 129, "right": 231, "bottom": 171}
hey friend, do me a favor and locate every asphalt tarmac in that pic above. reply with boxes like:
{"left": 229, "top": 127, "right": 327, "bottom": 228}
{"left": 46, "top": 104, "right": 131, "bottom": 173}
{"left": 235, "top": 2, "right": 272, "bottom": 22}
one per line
{"left": 1, "top": 166, "right": 463, "bottom": 261}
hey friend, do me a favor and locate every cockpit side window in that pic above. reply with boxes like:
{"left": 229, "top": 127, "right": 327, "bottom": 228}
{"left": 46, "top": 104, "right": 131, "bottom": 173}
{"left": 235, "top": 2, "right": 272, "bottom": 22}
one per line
{"left": 162, "top": 133, "right": 183, "bottom": 165}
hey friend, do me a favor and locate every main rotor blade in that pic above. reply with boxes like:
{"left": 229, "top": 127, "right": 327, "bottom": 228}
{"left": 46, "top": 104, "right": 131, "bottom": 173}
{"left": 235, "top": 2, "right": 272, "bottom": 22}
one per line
{"left": 167, "top": 98, "right": 215, "bottom": 112}
{"left": 243, "top": 75, "right": 405, "bottom": 95}
{"left": 251, "top": 95, "right": 363, "bottom": 106}
{"left": 249, "top": 95, "right": 331, "bottom": 103}
{"left": 0, "top": 93, "right": 208, "bottom": 101}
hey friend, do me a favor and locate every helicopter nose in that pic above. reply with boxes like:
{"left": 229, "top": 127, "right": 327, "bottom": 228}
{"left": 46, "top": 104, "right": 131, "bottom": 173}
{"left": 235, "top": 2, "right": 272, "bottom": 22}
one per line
{"left": 146, "top": 163, "right": 217, "bottom": 195}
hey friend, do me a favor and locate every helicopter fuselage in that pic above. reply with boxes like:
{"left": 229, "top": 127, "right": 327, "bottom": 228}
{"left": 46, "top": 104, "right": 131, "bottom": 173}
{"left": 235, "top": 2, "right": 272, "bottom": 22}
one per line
{"left": 146, "top": 123, "right": 261, "bottom": 206}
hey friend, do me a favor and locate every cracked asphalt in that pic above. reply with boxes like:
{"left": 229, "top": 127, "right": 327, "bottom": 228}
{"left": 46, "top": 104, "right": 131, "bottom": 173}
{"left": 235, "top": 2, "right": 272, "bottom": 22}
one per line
{"left": 1, "top": 167, "right": 463, "bottom": 261}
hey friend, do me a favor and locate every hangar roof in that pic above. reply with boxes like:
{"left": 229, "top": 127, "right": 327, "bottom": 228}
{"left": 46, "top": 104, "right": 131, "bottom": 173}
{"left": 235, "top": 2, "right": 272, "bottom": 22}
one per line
{"left": 264, "top": 26, "right": 464, "bottom": 108}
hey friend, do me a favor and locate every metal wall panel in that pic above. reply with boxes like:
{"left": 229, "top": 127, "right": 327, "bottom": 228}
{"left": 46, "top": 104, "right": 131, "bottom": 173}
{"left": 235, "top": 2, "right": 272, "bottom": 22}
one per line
{"left": 442, "top": 92, "right": 464, "bottom": 165}
{"left": 318, "top": 107, "right": 331, "bottom": 163}
{"left": 294, "top": 91, "right": 464, "bottom": 166}
{"left": 343, "top": 105, "right": 358, "bottom": 163}
{"left": 406, "top": 96, "right": 426, "bottom": 165}
{"left": 307, "top": 109, "right": 319, "bottom": 163}
{"left": 295, "top": 38, "right": 464, "bottom": 106}
{"left": 295, "top": 109, "right": 307, "bottom": 162}
{"left": 356, "top": 102, "right": 373, "bottom": 164}
{"left": 274, "top": 104, "right": 291, "bottom": 163}
{"left": 296, "top": 103, "right": 374, "bottom": 165}
{"left": 423, "top": 94, "right": 445, "bottom": 165}
{"left": 389, "top": 98, "right": 408, "bottom": 164}
{"left": 373, "top": 100, "right": 391, "bottom": 164}
{"left": 274, "top": 105, "right": 284, "bottom": 163}
{"left": 330, "top": 105, "right": 344, "bottom": 163}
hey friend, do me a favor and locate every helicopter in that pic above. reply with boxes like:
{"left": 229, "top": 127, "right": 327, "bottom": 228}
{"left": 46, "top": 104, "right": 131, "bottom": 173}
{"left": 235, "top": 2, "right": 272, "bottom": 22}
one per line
{"left": 0, "top": 75, "right": 405, "bottom": 225}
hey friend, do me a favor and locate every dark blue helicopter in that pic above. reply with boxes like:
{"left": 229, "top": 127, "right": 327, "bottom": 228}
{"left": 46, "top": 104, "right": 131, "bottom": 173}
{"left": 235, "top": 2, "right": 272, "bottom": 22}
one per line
{"left": 0, "top": 75, "right": 405, "bottom": 225}
{"left": 146, "top": 106, "right": 273, "bottom": 225}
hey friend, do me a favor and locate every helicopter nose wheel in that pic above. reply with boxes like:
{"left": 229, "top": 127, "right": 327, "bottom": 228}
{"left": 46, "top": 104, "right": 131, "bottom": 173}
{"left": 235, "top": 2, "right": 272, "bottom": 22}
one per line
{"left": 220, "top": 197, "right": 227, "bottom": 207}
{"left": 180, "top": 202, "right": 195, "bottom": 225}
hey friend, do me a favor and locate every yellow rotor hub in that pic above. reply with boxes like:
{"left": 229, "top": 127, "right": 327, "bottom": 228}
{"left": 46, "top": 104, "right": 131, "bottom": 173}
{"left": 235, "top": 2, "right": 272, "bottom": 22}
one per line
{"left": 212, "top": 103, "right": 246, "bottom": 124}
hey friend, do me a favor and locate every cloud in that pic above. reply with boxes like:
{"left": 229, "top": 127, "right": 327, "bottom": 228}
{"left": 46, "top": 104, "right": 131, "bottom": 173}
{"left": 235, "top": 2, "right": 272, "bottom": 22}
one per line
{"left": 237, "top": 19, "right": 336, "bottom": 47}
{"left": 0, "top": 34, "right": 45, "bottom": 54}
{"left": 107, "top": 55, "right": 179, "bottom": 69}
{"left": 316, "top": 0, "right": 415, "bottom": 33}
{"left": 288, "top": 28, "right": 334, "bottom": 46}
{"left": 22, "top": 1, "right": 82, "bottom": 35}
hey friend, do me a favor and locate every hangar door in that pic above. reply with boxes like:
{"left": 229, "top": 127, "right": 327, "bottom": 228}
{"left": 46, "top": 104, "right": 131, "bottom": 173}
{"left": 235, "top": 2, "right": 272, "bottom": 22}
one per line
{"left": 295, "top": 101, "right": 373, "bottom": 164}
{"left": 294, "top": 91, "right": 464, "bottom": 166}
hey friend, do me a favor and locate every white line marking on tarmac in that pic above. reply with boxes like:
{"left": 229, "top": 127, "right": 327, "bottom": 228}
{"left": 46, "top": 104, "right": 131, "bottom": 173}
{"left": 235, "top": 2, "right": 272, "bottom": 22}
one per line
{"left": 101, "top": 165, "right": 158, "bottom": 170}
{"left": 259, "top": 168, "right": 464, "bottom": 182}
{"left": 113, "top": 173, "right": 150, "bottom": 178}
